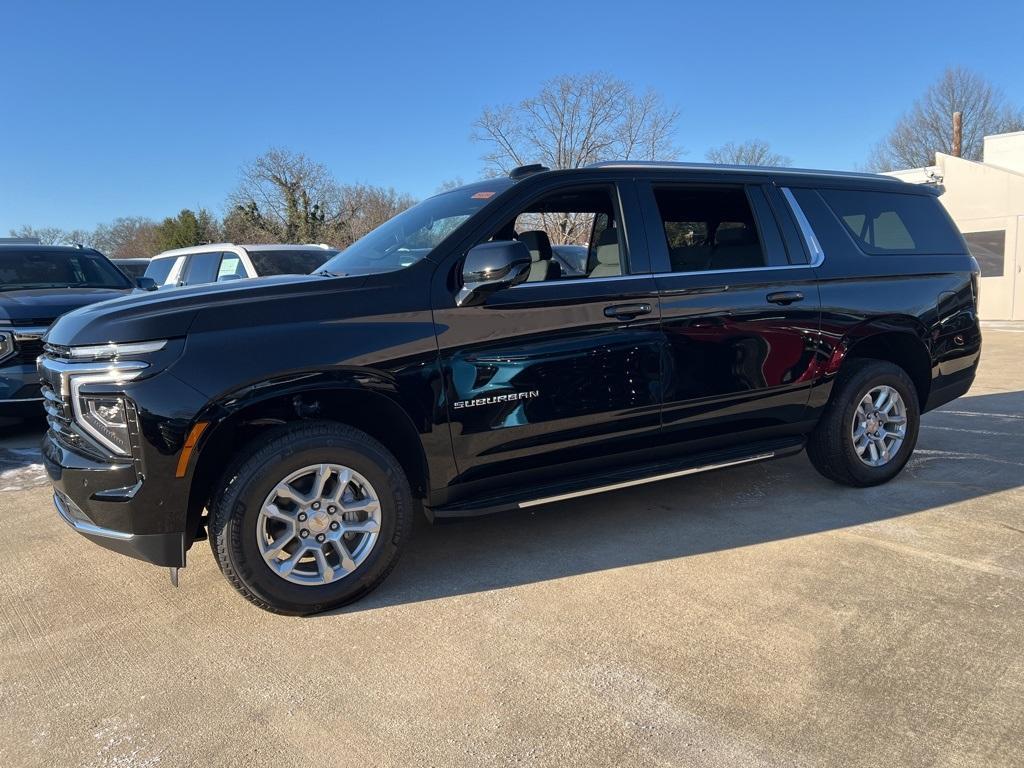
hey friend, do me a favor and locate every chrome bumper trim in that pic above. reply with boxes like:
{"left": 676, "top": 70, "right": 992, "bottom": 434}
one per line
{"left": 54, "top": 492, "right": 134, "bottom": 541}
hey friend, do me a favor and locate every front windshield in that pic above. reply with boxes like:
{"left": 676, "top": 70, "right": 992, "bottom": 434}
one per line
{"left": 0, "top": 250, "right": 132, "bottom": 291}
{"left": 317, "top": 182, "right": 512, "bottom": 276}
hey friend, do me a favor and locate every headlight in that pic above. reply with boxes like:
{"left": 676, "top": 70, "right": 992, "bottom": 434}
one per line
{"left": 40, "top": 339, "right": 170, "bottom": 457}
{"left": 77, "top": 395, "right": 132, "bottom": 455}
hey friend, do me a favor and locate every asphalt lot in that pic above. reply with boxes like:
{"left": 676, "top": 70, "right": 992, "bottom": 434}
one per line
{"left": 1, "top": 328, "right": 1022, "bottom": 768}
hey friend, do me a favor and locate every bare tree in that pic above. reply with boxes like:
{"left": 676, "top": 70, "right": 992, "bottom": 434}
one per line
{"left": 868, "top": 67, "right": 1024, "bottom": 171}
{"left": 8, "top": 224, "right": 91, "bottom": 247}
{"left": 473, "top": 72, "right": 681, "bottom": 175}
{"left": 90, "top": 217, "right": 161, "bottom": 257}
{"left": 331, "top": 184, "right": 416, "bottom": 248}
{"left": 473, "top": 73, "right": 680, "bottom": 245}
{"left": 227, "top": 148, "right": 340, "bottom": 243}
{"left": 435, "top": 177, "right": 465, "bottom": 193}
{"left": 706, "top": 140, "right": 791, "bottom": 167}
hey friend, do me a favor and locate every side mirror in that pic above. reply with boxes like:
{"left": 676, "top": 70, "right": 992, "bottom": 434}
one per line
{"left": 456, "top": 240, "right": 532, "bottom": 306}
{"left": 135, "top": 277, "right": 158, "bottom": 291}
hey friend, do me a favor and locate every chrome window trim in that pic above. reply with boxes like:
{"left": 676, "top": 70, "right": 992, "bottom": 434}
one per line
{"left": 780, "top": 187, "right": 825, "bottom": 267}
{"left": 508, "top": 273, "right": 652, "bottom": 289}
{"left": 0, "top": 397, "right": 44, "bottom": 403}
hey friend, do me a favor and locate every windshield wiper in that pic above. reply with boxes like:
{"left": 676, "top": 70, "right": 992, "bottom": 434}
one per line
{"left": 313, "top": 269, "right": 346, "bottom": 278}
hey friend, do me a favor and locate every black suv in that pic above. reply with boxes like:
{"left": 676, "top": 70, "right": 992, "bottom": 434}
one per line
{"left": 40, "top": 163, "right": 981, "bottom": 614}
{"left": 1, "top": 244, "right": 135, "bottom": 417}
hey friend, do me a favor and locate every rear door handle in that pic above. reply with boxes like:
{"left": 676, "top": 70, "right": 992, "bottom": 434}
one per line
{"left": 604, "top": 303, "right": 652, "bottom": 320}
{"left": 766, "top": 291, "right": 804, "bottom": 306}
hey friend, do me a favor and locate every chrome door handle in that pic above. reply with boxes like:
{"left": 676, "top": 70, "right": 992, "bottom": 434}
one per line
{"left": 604, "top": 303, "right": 652, "bottom": 320}
{"left": 766, "top": 291, "right": 804, "bottom": 305}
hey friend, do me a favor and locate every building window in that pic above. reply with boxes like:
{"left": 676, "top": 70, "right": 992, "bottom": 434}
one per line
{"left": 964, "top": 230, "right": 1006, "bottom": 277}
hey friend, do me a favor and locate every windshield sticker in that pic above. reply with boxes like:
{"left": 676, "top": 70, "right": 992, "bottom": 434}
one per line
{"left": 471, "top": 191, "right": 496, "bottom": 199}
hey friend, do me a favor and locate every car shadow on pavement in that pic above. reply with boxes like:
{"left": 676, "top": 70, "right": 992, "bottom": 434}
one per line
{"left": 321, "top": 389, "right": 1024, "bottom": 616}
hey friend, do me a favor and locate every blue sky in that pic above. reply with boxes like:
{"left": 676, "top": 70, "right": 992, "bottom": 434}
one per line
{"left": 1, "top": 0, "right": 1022, "bottom": 233}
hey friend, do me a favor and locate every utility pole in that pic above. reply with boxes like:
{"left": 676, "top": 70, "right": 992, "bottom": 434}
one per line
{"left": 952, "top": 111, "right": 963, "bottom": 158}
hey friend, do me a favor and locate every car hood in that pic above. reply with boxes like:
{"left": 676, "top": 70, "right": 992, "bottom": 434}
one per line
{"left": 0, "top": 287, "right": 132, "bottom": 326}
{"left": 45, "top": 274, "right": 369, "bottom": 346}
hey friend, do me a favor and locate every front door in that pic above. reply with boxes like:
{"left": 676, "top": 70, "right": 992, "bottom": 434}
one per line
{"left": 637, "top": 179, "right": 822, "bottom": 450}
{"left": 431, "top": 180, "right": 663, "bottom": 493}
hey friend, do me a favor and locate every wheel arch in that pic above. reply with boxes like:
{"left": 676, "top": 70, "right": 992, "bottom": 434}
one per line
{"left": 841, "top": 325, "right": 933, "bottom": 408}
{"left": 184, "top": 380, "right": 431, "bottom": 547}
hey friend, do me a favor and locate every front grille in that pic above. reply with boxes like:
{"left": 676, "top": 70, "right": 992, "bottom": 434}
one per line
{"left": 40, "top": 379, "right": 78, "bottom": 443}
{"left": 16, "top": 337, "right": 45, "bottom": 364}
{"left": 37, "top": 351, "right": 80, "bottom": 448}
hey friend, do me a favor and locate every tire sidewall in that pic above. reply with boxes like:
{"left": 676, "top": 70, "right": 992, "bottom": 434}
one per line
{"left": 220, "top": 433, "right": 407, "bottom": 613}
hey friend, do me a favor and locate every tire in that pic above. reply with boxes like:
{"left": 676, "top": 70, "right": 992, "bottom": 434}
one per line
{"left": 806, "top": 359, "right": 921, "bottom": 487}
{"left": 208, "top": 421, "right": 413, "bottom": 615}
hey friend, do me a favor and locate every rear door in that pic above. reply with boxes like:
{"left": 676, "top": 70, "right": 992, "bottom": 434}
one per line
{"left": 432, "top": 178, "right": 663, "bottom": 491}
{"left": 638, "top": 178, "right": 822, "bottom": 449}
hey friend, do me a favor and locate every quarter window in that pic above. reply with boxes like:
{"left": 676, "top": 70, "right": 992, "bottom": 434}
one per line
{"left": 819, "top": 189, "right": 964, "bottom": 254}
{"left": 652, "top": 186, "right": 767, "bottom": 272}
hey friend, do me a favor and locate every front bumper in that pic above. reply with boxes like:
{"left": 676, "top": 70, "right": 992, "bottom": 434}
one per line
{"left": 43, "top": 433, "right": 187, "bottom": 567}
{"left": 54, "top": 490, "right": 185, "bottom": 567}
{"left": 0, "top": 361, "right": 43, "bottom": 416}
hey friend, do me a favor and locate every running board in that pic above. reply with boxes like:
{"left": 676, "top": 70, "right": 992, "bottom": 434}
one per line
{"left": 518, "top": 452, "right": 775, "bottom": 509}
{"left": 428, "top": 440, "right": 801, "bottom": 519}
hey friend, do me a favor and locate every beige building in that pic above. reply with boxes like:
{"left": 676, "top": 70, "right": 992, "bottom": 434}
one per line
{"left": 886, "top": 131, "right": 1024, "bottom": 320}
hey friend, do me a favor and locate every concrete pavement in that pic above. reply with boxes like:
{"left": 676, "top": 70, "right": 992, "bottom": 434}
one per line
{"left": 1, "top": 330, "right": 1022, "bottom": 767}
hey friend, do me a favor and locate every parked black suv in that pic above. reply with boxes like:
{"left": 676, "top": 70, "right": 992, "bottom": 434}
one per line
{"left": 1, "top": 244, "right": 135, "bottom": 417}
{"left": 40, "top": 163, "right": 981, "bottom": 614}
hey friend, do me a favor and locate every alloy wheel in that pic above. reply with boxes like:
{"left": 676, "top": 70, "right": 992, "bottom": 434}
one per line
{"left": 256, "top": 463, "right": 382, "bottom": 585}
{"left": 851, "top": 385, "right": 909, "bottom": 467}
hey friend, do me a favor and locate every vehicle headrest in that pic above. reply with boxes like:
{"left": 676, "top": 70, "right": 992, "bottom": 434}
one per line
{"left": 595, "top": 228, "right": 620, "bottom": 265}
{"left": 714, "top": 223, "right": 757, "bottom": 246}
{"left": 597, "top": 228, "right": 619, "bottom": 248}
{"left": 518, "top": 230, "right": 553, "bottom": 262}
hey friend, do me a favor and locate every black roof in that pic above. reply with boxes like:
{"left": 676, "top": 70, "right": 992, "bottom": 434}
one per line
{"left": 490, "top": 160, "right": 918, "bottom": 194}
{"left": 0, "top": 243, "right": 103, "bottom": 254}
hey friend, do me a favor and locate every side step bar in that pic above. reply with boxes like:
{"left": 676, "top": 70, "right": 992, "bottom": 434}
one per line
{"left": 518, "top": 452, "right": 775, "bottom": 509}
{"left": 429, "top": 440, "right": 801, "bottom": 519}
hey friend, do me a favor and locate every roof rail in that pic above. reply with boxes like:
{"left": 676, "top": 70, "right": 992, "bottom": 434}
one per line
{"left": 509, "top": 163, "right": 550, "bottom": 180}
{"left": 586, "top": 160, "right": 894, "bottom": 182}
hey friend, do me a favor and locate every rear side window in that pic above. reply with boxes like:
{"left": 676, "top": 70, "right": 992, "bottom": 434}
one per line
{"left": 144, "top": 257, "right": 176, "bottom": 285}
{"left": 652, "top": 186, "right": 767, "bottom": 272}
{"left": 819, "top": 189, "right": 963, "bottom": 254}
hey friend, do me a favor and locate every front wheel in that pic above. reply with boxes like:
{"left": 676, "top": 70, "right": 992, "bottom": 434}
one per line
{"left": 209, "top": 422, "right": 413, "bottom": 615}
{"left": 806, "top": 359, "right": 921, "bottom": 487}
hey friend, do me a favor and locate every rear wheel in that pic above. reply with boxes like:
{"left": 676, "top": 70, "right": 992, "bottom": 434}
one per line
{"left": 806, "top": 359, "right": 920, "bottom": 487}
{"left": 209, "top": 421, "right": 413, "bottom": 615}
